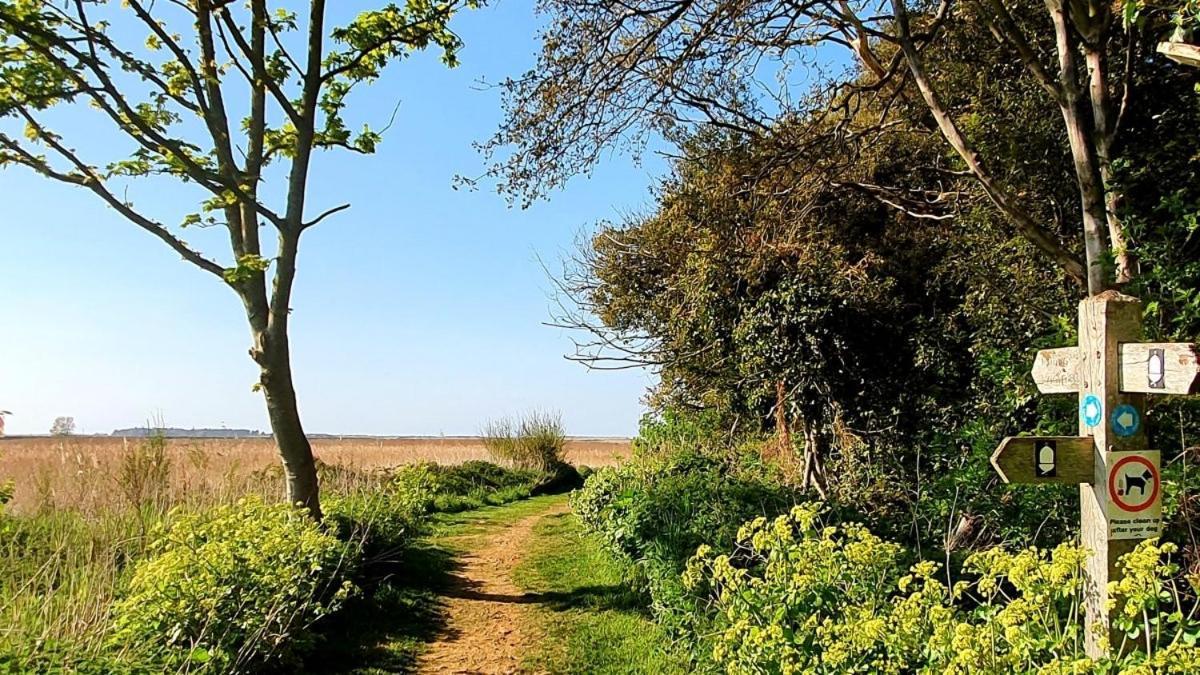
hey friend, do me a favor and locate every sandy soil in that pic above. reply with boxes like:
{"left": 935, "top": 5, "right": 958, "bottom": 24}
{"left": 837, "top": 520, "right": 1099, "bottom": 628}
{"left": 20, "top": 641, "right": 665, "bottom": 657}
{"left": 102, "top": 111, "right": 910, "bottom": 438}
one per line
{"left": 417, "top": 501, "right": 570, "bottom": 674}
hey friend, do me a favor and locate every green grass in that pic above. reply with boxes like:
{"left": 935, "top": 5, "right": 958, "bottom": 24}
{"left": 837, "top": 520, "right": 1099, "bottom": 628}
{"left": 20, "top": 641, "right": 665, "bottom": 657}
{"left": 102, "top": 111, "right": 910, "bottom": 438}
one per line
{"left": 428, "top": 494, "right": 565, "bottom": 541}
{"left": 513, "top": 509, "right": 689, "bottom": 674}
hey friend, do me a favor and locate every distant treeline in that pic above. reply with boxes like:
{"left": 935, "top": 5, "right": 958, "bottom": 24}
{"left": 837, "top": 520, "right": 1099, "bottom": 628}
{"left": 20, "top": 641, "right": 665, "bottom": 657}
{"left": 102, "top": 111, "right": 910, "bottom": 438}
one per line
{"left": 111, "top": 428, "right": 269, "bottom": 438}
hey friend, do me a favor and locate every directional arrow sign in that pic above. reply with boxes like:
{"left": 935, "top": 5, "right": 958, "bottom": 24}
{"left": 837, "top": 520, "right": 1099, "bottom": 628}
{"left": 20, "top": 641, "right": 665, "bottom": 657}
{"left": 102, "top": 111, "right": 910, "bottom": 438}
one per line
{"left": 1033, "top": 344, "right": 1200, "bottom": 396}
{"left": 1118, "top": 343, "right": 1200, "bottom": 395}
{"left": 1111, "top": 404, "right": 1141, "bottom": 437}
{"left": 991, "top": 436, "right": 1095, "bottom": 484}
{"left": 1032, "top": 347, "right": 1081, "bottom": 394}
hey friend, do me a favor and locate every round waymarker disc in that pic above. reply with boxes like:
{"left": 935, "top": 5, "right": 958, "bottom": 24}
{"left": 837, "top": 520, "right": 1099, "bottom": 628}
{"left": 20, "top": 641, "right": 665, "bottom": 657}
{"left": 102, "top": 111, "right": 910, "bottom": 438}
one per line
{"left": 1111, "top": 404, "right": 1140, "bottom": 437}
{"left": 1081, "top": 394, "right": 1103, "bottom": 428}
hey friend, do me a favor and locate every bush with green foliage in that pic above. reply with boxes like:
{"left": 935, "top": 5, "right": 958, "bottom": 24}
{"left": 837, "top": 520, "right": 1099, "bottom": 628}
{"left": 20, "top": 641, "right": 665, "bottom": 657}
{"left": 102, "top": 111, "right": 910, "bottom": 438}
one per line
{"left": 325, "top": 465, "right": 439, "bottom": 566}
{"left": 685, "top": 505, "right": 1200, "bottom": 673}
{"left": 111, "top": 497, "right": 356, "bottom": 671}
{"left": 428, "top": 460, "right": 542, "bottom": 511}
{"left": 573, "top": 451, "right": 786, "bottom": 567}
{"left": 482, "top": 411, "right": 567, "bottom": 471}
{"left": 573, "top": 443, "right": 795, "bottom": 641}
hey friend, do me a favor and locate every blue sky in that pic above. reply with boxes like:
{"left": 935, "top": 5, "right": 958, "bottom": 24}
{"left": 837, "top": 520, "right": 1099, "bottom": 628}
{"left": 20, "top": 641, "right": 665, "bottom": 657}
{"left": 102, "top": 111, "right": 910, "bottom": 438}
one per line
{"left": 0, "top": 1, "right": 664, "bottom": 437}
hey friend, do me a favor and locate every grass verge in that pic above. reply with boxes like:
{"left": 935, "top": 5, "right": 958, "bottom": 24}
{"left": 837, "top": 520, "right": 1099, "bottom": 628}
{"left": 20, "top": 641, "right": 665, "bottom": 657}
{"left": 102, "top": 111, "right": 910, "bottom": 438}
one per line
{"left": 513, "top": 509, "right": 688, "bottom": 674}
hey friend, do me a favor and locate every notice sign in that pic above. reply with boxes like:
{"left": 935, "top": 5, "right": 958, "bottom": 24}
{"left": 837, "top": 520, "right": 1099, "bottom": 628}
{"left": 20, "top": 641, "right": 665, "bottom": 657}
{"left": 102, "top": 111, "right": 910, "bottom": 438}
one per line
{"left": 1106, "top": 450, "right": 1162, "bottom": 540}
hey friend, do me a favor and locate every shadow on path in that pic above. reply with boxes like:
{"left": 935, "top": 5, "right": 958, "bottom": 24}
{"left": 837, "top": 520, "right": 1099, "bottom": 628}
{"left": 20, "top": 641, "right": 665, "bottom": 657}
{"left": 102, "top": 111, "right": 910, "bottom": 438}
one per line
{"left": 441, "top": 581, "right": 646, "bottom": 614}
{"left": 305, "top": 501, "right": 649, "bottom": 674}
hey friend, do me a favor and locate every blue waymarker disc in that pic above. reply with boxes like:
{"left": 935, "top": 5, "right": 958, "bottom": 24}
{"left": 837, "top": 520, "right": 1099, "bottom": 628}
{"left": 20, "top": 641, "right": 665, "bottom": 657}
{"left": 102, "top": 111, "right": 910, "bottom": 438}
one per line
{"left": 1111, "top": 404, "right": 1141, "bottom": 437}
{"left": 1081, "top": 394, "right": 1103, "bottom": 427}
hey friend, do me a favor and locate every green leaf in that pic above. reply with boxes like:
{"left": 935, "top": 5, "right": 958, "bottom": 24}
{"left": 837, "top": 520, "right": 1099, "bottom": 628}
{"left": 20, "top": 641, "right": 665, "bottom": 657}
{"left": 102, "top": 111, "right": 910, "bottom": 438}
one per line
{"left": 223, "top": 254, "right": 272, "bottom": 284}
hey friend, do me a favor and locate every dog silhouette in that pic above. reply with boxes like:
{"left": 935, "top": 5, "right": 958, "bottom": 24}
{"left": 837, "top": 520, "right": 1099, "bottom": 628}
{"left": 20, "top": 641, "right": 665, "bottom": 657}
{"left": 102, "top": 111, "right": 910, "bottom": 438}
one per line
{"left": 1123, "top": 469, "right": 1154, "bottom": 497}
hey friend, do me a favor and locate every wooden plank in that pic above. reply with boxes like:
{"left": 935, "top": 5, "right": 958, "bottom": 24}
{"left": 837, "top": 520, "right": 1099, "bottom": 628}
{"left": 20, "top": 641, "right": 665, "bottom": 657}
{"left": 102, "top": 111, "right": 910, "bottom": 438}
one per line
{"left": 990, "top": 436, "right": 1094, "bottom": 484}
{"left": 1032, "top": 347, "right": 1080, "bottom": 393}
{"left": 1158, "top": 41, "right": 1200, "bottom": 68}
{"left": 1119, "top": 342, "right": 1200, "bottom": 395}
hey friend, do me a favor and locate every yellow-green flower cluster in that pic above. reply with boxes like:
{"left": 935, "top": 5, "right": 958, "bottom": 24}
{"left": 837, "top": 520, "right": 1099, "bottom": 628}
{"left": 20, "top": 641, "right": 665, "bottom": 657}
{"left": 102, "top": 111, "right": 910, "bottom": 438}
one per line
{"left": 686, "top": 504, "right": 1200, "bottom": 674}
{"left": 111, "top": 497, "right": 356, "bottom": 671}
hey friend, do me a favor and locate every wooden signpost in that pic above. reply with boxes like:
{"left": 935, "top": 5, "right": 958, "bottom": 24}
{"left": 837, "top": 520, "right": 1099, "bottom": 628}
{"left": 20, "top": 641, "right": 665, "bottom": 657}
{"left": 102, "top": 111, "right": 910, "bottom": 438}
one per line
{"left": 990, "top": 291, "right": 1200, "bottom": 657}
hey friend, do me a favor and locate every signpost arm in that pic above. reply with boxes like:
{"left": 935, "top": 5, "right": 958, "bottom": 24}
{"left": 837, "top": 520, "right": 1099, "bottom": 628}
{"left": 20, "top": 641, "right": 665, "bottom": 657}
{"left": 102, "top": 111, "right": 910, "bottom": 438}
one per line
{"left": 1079, "top": 292, "right": 1148, "bottom": 656}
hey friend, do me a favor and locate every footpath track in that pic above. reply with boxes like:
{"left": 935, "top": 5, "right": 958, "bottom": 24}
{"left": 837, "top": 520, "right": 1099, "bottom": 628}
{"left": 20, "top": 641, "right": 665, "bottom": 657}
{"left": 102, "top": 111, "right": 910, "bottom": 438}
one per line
{"left": 415, "top": 499, "right": 569, "bottom": 674}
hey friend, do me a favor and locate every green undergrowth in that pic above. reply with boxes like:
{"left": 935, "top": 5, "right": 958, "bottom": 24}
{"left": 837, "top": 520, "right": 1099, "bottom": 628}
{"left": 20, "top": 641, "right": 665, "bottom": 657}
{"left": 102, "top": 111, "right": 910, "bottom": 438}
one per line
{"left": 301, "top": 537, "right": 454, "bottom": 674}
{"left": 514, "top": 508, "right": 689, "bottom": 674}
{"left": 0, "top": 456, "right": 558, "bottom": 673}
{"left": 573, "top": 437, "right": 1200, "bottom": 673}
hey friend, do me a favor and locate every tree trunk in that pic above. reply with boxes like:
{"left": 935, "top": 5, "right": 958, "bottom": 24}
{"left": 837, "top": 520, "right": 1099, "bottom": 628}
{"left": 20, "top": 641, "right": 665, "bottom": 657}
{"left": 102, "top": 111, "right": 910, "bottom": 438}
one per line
{"left": 1085, "top": 42, "right": 1135, "bottom": 285}
{"left": 252, "top": 323, "right": 320, "bottom": 518}
{"left": 774, "top": 379, "right": 792, "bottom": 461}
{"left": 801, "top": 419, "right": 829, "bottom": 499}
{"left": 1060, "top": 97, "right": 1111, "bottom": 297}
{"left": 1048, "top": 0, "right": 1113, "bottom": 295}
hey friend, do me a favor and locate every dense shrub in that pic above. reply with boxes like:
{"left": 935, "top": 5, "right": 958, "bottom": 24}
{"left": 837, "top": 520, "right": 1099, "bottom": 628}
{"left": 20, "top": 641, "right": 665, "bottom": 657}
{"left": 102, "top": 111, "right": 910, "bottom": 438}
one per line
{"left": 326, "top": 466, "right": 437, "bottom": 565}
{"left": 575, "top": 449, "right": 792, "bottom": 568}
{"left": 630, "top": 408, "right": 729, "bottom": 458}
{"left": 111, "top": 497, "right": 356, "bottom": 671}
{"left": 529, "top": 460, "right": 584, "bottom": 495}
{"left": 685, "top": 505, "right": 1200, "bottom": 673}
{"left": 573, "top": 446, "right": 795, "bottom": 640}
{"left": 424, "top": 460, "right": 540, "bottom": 511}
{"left": 482, "top": 411, "right": 567, "bottom": 471}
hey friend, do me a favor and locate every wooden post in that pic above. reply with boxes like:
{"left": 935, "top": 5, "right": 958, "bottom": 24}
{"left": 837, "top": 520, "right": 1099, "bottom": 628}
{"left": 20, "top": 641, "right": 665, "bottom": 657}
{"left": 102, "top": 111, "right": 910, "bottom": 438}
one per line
{"left": 1078, "top": 291, "right": 1147, "bottom": 656}
{"left": 995, "top": 291, "right": 1195, "bottom": 657}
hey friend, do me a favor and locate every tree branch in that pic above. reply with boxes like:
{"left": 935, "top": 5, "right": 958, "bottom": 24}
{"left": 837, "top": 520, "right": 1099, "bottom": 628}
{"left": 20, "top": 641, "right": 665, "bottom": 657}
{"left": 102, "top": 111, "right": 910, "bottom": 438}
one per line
{"left": 217, "top": 8, "right": 303, "bottom": 126}
{"left": 891, "top": 0, "right": 1086, "bottom": 284}
{"left": 979, "top": 0, "right": 1065, "bottom": 103}
{"left": 1, "top": 119, "right": 225, "bottom": 279}
{"left": 302, "top": 203, "right": 351, "bottom": 230}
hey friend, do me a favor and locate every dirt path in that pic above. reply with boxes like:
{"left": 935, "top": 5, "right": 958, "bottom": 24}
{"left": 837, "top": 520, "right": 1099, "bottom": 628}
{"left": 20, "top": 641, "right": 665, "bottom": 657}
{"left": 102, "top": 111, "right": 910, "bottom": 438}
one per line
{"left": 416, "top": 499, "right": 569, "bottom": 674}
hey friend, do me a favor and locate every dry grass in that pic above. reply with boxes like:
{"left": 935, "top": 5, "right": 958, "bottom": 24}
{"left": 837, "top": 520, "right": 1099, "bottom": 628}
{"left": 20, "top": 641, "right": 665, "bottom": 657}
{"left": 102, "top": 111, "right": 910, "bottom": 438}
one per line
{"left": 0, "top": 434, "right": 627, "bottom": 666}
{"left": 0, "top": 435, "right": 629, "bottom": 515}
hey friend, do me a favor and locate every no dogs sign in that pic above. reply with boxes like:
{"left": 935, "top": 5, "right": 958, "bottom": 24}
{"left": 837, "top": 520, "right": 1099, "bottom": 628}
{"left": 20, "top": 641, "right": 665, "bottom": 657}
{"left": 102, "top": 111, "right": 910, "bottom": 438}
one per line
{"left": 1106, "top": 450, "right": 1162, "bottom": 540}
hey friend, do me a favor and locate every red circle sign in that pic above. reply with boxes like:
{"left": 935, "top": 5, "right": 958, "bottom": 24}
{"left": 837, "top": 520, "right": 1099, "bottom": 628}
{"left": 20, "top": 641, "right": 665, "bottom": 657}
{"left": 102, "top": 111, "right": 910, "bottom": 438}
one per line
{"left": 1108, "top": 455, "right": 1160, "bottom": 513}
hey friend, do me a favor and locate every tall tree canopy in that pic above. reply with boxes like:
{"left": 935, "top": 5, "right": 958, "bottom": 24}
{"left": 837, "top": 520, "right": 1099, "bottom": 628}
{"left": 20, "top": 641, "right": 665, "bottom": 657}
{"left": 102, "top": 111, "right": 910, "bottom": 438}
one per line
{"left": 545, "top": 0, "right": 1200, "bottom": 529}
{"left": 0, "top": 0, "right": 476, "bottom": 516}
{"left": 486, "top": 0, "right": 1195, "bottom": 295}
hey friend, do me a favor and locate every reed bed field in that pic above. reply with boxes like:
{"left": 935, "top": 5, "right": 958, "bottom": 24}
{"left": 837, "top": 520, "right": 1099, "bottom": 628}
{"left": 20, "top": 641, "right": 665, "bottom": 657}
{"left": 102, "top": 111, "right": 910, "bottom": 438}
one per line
{"left": 0, "top": 432, "right": 625, "bottom": 667}
{"left": 0, "top": 435, "right": 629, "bottom": 514}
